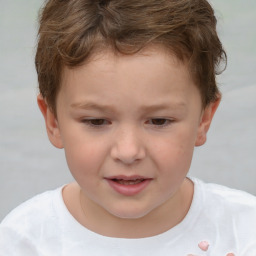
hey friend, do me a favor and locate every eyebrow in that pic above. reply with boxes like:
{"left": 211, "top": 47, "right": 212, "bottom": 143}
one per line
{"left": 70, "top": 101, "right": 186, "bottom": 113}
{"left": 70, "top": 102, "right": 117, "bottom": 113}
{"left": 139, "top": 102, "right": 186, "bottom": 112}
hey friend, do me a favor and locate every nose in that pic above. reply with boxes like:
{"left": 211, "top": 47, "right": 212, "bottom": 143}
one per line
{"left": 110, "top": 126, "right": 146, "bottom": 165}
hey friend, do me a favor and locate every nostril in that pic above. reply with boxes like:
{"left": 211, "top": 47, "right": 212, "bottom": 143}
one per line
{"left": 110, "top": 146, "right": 145, "bottom": 165}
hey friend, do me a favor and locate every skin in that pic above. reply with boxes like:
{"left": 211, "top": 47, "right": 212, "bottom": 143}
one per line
{"left": 38, "top": 47, "right": 220, "bottom": 238}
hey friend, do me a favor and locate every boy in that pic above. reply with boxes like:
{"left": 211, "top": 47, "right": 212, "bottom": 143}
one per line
{"left": 0, "top": 0, "right": 255, "bottom": 255}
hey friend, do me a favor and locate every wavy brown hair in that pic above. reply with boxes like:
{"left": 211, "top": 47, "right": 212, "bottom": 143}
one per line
{"left": 35, "top": 0, "right": 226, "bottom": 115}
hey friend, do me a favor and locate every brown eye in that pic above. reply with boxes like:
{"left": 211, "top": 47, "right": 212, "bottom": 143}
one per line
{"left": 82, "top": 119, "right": 110, "bottom": 127}
{"left": 150, "top": 118, "right": 168, "bottom": 126}
{"left": 90, "top": 119, "right": 106, "bottom": 126}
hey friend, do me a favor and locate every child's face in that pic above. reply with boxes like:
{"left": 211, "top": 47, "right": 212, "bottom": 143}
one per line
{"left": 39, "top": 47, "right": 218, "bottom": 221}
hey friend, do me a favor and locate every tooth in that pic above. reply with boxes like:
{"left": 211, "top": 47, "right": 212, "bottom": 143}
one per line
{"left": 115, "top": 179, "right": 144, "bottom": 185}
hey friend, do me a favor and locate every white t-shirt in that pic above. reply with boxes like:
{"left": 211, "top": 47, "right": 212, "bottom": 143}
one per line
{"left": 0, "top": 178, "right": 256, "bottom": 256}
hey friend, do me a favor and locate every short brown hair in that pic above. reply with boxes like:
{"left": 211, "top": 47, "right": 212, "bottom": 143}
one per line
{"left": 35, "top": 0, "right": 226, "bottom": 115}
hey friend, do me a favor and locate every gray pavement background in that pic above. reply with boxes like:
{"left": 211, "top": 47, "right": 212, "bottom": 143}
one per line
{"left": 0, "top": 0, "right": 255, "bottom": 221}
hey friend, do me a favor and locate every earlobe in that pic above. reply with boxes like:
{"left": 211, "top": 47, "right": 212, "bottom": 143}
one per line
{"left": 37, "top": 94, "right": 64, "bottom": 149}
{"left": 195, "top": 97, "right": 221, "bottom": 147}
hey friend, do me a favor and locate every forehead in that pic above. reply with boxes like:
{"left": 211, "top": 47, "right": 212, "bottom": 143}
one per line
{"left": 62, "top": 46, "right": 188, "bottom": 85}
{"left": 57, "top": 47, "right": 201, "bottom": 112}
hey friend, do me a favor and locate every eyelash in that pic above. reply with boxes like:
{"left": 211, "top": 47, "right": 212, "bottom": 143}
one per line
{"left": 146, "top": 118, "right": 173, "bottom": 127}
{"left": 81, "top": 119, "right": 111, "bottom": 127}
{"left": 81, "top": 118, "right": 173, "bottom": 128}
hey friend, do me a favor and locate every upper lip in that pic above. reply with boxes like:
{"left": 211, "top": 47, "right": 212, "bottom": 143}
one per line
{"left": 105, "top": 175, "right": 151, "bottom": 181}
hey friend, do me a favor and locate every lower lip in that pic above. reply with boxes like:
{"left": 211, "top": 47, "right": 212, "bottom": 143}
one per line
{"left": 106, "top": 179, "right": 151, "bottom": 196}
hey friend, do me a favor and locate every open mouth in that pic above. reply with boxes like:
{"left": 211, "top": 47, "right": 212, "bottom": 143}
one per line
{"left": 106, "top": 176, "right": 151, "bottom": 196}
{"left": 111, "top": 178, "right": 145, "bottom": 185}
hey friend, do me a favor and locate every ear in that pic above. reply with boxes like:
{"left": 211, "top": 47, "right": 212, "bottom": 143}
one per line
{"left": 37, "top": 94, "right": 63, "bottom": 149}
{"left": 195, "top": 97, "right": 221, "bottom": 146}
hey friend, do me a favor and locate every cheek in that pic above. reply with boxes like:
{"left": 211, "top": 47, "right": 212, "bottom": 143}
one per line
{"left": 160, "top": 144, "right": 194, "bottom": 172}
{"left": 153, "top": 129, "right": 196, "bottom": 172}
{"left": 63, "top": 135, "right": 107, "bottom": 179}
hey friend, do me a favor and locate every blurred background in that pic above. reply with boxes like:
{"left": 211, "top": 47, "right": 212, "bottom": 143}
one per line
{"left": 0, "top": 0, "right": 255, "bottom": 221}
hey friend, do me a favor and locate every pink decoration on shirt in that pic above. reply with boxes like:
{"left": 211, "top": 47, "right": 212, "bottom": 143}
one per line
{"left": 198, "top": 241, "right": 209, "bottom": 251}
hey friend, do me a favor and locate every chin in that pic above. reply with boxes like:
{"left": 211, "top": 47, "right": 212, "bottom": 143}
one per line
{"left": 108, "top": 206, "right": 153, "bottom": 220}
